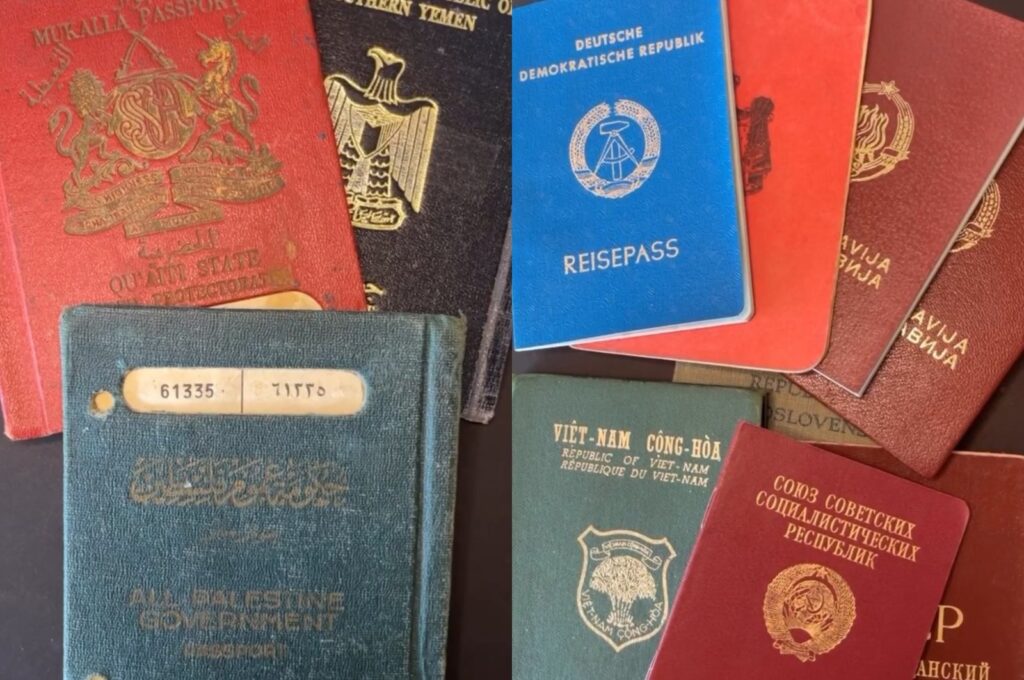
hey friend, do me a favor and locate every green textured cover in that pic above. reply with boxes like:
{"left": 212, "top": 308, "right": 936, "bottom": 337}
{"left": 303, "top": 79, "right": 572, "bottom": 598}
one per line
{"left": 62, "top": 306, "right": 464, "bottom": 680}
{"left": 511, "top": 374, "right": 762, "bottom": 680}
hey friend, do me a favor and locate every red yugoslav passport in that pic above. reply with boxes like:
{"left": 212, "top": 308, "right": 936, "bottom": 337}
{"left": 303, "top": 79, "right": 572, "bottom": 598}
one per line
{"left": 647, "top": 424, "right": 968, "bottom": 680}
{"left": 813, "top": 0, "right": 1024, "bottom": 396}
{"left": 821, "top": 446, "right": 1024, "bottom": 680}
{"left": 793, "top": 140, "right": 1024, "bottom": 477}
{"left": 578, "top": 0, "right": 870, "bottom": 372}
{"left": 0, "top": 0, "right": 365, "bottom": 439}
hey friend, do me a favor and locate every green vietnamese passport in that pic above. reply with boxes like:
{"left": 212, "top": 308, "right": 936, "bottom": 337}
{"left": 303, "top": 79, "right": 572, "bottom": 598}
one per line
{"left": 511, "top": 374, "right": 763, "bottom": 680}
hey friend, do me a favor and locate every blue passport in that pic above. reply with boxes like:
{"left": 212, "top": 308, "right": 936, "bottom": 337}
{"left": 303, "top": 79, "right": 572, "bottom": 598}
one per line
{"left": 511, "top": 0, "right": 751, "bottom": 349}
{"left": 62, "top": 306, "right": 464, "bottom": 680}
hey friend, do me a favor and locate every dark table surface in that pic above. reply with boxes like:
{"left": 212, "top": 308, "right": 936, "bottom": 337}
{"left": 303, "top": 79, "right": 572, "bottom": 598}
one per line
{"left": 2, "top": 1, "right": 1023, "bottom": 678}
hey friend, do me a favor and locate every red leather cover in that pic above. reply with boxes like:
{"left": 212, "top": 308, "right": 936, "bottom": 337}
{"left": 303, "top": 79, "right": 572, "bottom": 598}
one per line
{"left": 814, "top": 0, "right": 1024, "bottom": 395}
{"left": 821, "top": 446, "right": 1024, "bottom": 680}
{"left": 578, "top": 0, "right": 870, "bottom": 372}
{"left": 0, "top": 0, "right": 365, "bottom": 439}
{"left": 793, "top": 140, "right": 1024, "bottom": 477}
{"left": 648, "top": 423, "right": 968, "bottom": 680}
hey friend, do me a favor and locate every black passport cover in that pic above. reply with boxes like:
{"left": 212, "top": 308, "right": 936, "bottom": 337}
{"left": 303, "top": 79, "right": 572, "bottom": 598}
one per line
{"left": 311, "top": 0, "right": 512, "bottom": 423}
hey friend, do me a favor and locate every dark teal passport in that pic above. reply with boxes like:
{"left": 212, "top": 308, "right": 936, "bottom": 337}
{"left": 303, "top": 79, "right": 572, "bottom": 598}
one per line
{"left": 61, "top": 306, "right": 464, "bottom": 680}
{"left": 512, "top": 375, "right": 763, "bottom": 679}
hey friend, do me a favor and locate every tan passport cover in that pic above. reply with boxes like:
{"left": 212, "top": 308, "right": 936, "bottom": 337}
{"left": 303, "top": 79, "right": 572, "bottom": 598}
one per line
{"left": 814, "top": 0, "right": 1024, "bottom": 396}
{"left": 673, "top": 363, "right": 873, "bottom": 446}
{"left": 795, "top": 140, "right": 1024, "bottom": 477}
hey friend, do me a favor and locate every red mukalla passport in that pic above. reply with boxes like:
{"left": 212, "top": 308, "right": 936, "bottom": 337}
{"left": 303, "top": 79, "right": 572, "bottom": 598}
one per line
{"left": 0, "top": 0, "right": 365, "bottom": 440}
{"left": 648, "top": 424, "right": 968, "bottom": 680}
{"left": 794, "top": 140, "right": 1024, "bottom": 477}
{"left": 813, "top": 0, "right": 1024, "bottom": 395}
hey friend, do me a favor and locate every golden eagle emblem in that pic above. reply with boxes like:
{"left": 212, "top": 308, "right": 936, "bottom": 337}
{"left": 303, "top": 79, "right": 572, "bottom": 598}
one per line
{"left": 325, "top": 47, "right": 439, "bottom": 231}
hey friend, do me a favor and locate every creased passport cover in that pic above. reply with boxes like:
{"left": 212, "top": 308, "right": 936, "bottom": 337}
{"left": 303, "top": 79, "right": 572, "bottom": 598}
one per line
{"left": 821, "top": 446, "right": 1024, "bottom": 680}
{"left": 511, "top": 374, "right": 762, "bottom": 680}
{"left": 0, "top": 0, "right": 366, "bottom": 441}
{"left": 794, "top": 140, "right": 1024, "bottom": 477}
{"left": 511, "top": 0, "right": 751, "bottom": 349}
{"left": 310, "top": 0, "right": 511, "bottom": 424}
{"left": 579, "top": 0, "right": 870, "bottom": 372}
{"left": 673, "top": 363, "right": 873, "bottom": 446}
{"left": 62, "top": 306, "right": 464, "bottom": 680}
{"left": 813, "top": 0, "right": 1024, "bottom": 395}
{"left": 648, "top": 424, "right": 968, "bottom": 680}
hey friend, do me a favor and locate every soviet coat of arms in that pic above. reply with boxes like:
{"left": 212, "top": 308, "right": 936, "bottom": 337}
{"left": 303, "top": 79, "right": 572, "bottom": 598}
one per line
{"left": 576, "top": 526, "right": 676, "bottom": 653}
{"left": 49, "top": 31, "right": 283, "bottom": 238}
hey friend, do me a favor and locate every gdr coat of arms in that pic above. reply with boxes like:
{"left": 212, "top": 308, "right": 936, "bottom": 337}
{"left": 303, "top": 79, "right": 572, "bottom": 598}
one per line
{"left": 576, "top": 526, "right": 676, "bottom": 653}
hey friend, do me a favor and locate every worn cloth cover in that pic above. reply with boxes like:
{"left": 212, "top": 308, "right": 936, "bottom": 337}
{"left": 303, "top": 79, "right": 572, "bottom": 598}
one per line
{"left": 648, "top": 424, "right": 969, "bottom": 680}
{"left": 821, "top": 445, "right": 1024, "bottom": 680}
{"left": 673, "top": 363, "right": 872, "bottom": 446}
{"left": 512, "top": 0, "right": 751, "bottom": 349}
{"left": 62, "top": 306, "right": 463, "bottom": 680}
{"left": 794, "top": 140, "right": 1024, "bottom": 477}
{"left": 512, "top": 374, "right": 762, "bottom": 679}
{"left": 311, "top": 0, "right": 512, "bottom": 423}
{"left": 813, "top": 0, "right": 1024, "bottom": 395}
{"left": 0, "top": 0, "right": 365, "bottom": 440}
{"left": 580, "top": 0, "right": 870, "bottom": 371}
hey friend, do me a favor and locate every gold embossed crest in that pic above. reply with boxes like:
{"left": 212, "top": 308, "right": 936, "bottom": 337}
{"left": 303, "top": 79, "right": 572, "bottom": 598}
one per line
{"left": 324, "top": 48, "right": 438, "bottom": 231}
{"left": 951, "top": 181, "right": 1000, "bottom": 253}
{"left": 850, "top": 81, "right": 914, "bottom": 183}
{"left": 569, "top": 100, "right": 661, "bottom": 199}
{"left": 49, "top": 32, "right": 284, "bottom": 238}
{"left": 763, "top": 563, "right": 856, "bottom": 662}
{"left": 576, "top": 526, "right": 676, "bottom": 653}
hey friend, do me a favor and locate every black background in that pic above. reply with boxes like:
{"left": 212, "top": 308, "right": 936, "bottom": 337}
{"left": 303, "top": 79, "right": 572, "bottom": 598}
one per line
{"left": 1, "top": 1, "right": 1023, "bottom": 678}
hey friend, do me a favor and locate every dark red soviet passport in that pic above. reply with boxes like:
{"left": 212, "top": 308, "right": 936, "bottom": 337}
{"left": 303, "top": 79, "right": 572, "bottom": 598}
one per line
{"left": 794, "top": 140, "right": 1024, "bottom": 477}
{"left": 814, "top": 0, "right": 1024, "bottom": 396}
{"left": 0, "top": 0, "right": 365, "bottom": 439}
{"left": 648, "top": 424, "right": 968, "bottom": 680}
{"left": 821, "top": 446, "right": 1024, "bottom": 680}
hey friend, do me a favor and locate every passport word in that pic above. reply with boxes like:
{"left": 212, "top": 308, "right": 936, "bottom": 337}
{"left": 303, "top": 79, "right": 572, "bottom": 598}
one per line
{"left": 29, "top": 0, "right": 240, "bottom": 49}
{"left": 562, "top": 238, "right": 680, "bottom": 276}
{"left": 900, "top": 308, "right": 968, "bottom": 371}
{"left": 755, "top": 475, "right": 921, "bottom": 571}
{"left": 838, "top": 234, "right": 890, "bottom": 290}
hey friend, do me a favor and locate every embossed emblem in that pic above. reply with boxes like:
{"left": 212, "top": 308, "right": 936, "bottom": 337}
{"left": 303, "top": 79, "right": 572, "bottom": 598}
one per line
{"left": 763, "top": 563, "right": 857, "bottom": 662}
{"left": 850, "top": 81, "right": 914, "bottom": 183}
{"left": 576, "top": 526, "right": 676, "bottom": 652}
{"left": 951, "top": 181, "right": 1000, "bottom": 253}
{"left": 569, "top": 100, "right": 660, "bottom": 199}
{"left": 364, "top": 282, "right": 387, "bottom": 311}
{"left": 735, "top": 75, "right": 774, "bottom": 194}
{"left": 49, "top": 32, "right": 284, "bottom": 238}
{"left": 324, "top": 48, "right": 439, "bottom": 231}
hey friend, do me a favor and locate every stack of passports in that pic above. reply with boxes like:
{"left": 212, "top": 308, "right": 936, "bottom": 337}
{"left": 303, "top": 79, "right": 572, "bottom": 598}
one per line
{"left": 511, "top": 375, "right": 762, "bottom": 678}
{"left": 62, "top": 307, "right": 464, "bottom": 679}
